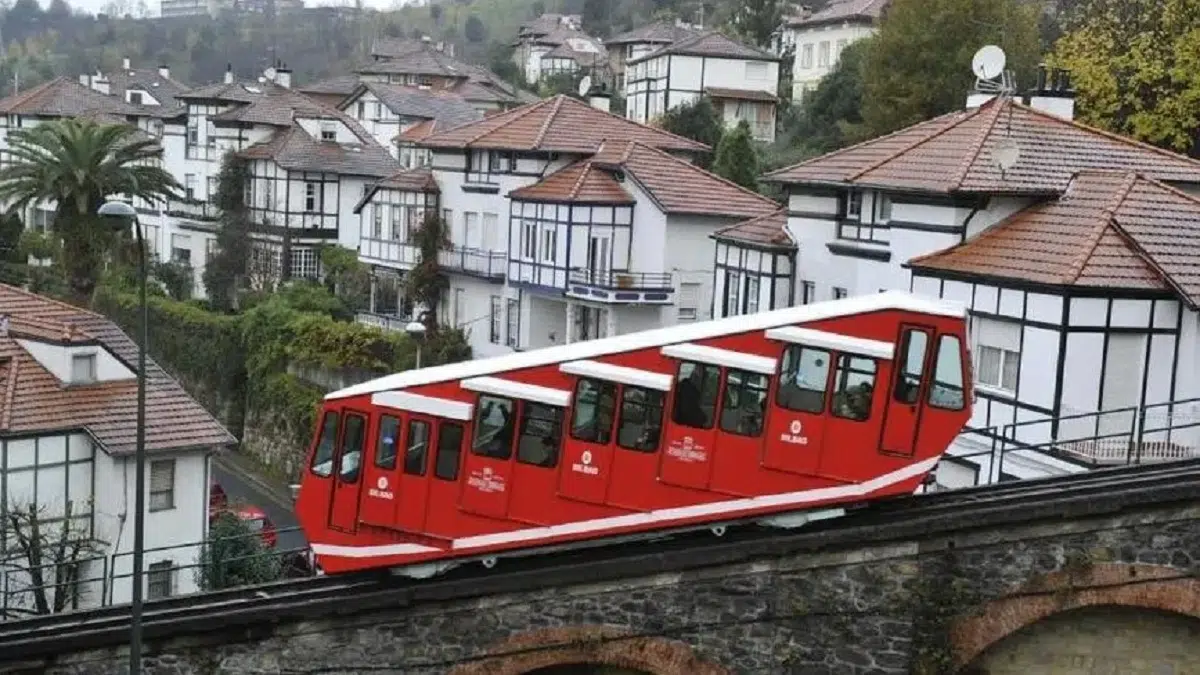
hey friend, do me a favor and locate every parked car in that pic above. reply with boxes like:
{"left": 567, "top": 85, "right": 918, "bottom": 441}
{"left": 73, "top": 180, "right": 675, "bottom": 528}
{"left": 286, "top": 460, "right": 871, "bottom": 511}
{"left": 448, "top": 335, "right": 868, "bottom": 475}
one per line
{"left": 208, "top": 481, "right": 277, "bottom": 549}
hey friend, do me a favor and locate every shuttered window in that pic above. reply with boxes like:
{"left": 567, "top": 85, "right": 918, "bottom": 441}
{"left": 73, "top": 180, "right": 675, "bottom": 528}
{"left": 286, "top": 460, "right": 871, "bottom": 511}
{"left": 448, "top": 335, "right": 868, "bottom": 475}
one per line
{"left": 149, "top": 459, "right": 175, "bottom": 511}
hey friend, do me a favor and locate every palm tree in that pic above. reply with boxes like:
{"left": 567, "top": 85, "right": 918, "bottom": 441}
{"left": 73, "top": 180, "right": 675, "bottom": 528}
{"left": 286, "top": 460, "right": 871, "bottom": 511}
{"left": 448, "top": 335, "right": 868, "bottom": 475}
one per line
{"left": 0, "top": 118, "right": 182, "bottom": 298}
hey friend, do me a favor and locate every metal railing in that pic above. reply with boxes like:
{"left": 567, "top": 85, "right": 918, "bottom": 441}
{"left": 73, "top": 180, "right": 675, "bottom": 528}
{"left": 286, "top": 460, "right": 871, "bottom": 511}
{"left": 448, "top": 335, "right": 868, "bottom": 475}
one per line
{"left": 356, "top": 311, "right": 415, "bottom": 333}
{"left": 166, "top": 199, "right": 220, "bottom": 222}
{"left": 438, "top": 246, "right": 505, "bottom": 279}
{"left": 0, "top": 525, "right": 313, "bottom": 622}
{"left": 569, "top": 268, "right": 673, "bottom": 290}
{"left": 948, "top": 397, "right": 1200, "bottom": 487}
{"left": 359, "top": 236, "right": 419, "bottom": 267}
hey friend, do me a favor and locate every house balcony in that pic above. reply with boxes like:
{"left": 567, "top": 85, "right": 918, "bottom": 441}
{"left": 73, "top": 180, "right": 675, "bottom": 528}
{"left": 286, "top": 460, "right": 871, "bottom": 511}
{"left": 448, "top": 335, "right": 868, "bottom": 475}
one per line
{"left": 166, "top": 199, "right": 220, "bottom": 223}
{"left": 438, "top": 246, "right": 505, "bottom": 281}
{"left": 356, "top": 311, "right": 414, "bottom": 333}
{"left": 360, "top": 236, "right": 419, "bottom": 269}
{"left": 565, "top": 269, "right": 675, "bottom": 305}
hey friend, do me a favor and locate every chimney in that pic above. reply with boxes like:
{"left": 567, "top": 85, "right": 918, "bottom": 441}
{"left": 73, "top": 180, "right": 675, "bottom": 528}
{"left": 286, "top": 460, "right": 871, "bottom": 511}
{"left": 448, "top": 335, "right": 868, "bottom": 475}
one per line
{"left": 79, "top": 74, "right": 89, "bottom": 87}
{"left": 122, "top": 57, "right": 131, "bottom": 70}
{"left": 224, "top": 63, "right": 234, "bottom": 84}
{"left": 1026, "top": 65, "right": 1076, "bottom": 120}
{"left": 276, "top": 62, "right": 292, "bottom": 89}
{"left": 91, "top": 71, "right": 110, "bottom": 95}
{"left": 158, "top": 64, "right": 170, "bottom": 80}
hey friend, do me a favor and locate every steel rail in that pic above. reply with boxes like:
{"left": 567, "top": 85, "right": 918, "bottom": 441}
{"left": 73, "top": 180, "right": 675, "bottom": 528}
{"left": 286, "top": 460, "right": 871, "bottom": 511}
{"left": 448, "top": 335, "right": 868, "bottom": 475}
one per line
{"left": 1, "top": 459, "right": 1198, "bottom": 662}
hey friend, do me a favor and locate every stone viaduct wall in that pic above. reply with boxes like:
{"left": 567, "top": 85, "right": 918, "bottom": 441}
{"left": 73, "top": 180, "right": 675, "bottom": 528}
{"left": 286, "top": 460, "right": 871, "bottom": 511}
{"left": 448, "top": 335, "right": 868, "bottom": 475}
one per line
{"left": 10, "top": 502, "right": 1200, "bottom": 675}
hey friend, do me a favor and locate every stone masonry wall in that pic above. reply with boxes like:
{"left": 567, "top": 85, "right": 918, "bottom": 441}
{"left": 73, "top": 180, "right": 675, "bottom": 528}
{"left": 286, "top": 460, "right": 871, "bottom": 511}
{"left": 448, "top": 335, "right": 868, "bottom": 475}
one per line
{"left": 16, "top": 503, "right": 1200, "bottom": 675}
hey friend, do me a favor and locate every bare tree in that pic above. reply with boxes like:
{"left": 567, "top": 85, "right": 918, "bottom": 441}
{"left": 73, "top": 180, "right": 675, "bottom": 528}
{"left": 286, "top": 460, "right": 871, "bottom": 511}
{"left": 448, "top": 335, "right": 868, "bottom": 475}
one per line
{"left": 1, "top": 500, "right": 101, "bottom": 618}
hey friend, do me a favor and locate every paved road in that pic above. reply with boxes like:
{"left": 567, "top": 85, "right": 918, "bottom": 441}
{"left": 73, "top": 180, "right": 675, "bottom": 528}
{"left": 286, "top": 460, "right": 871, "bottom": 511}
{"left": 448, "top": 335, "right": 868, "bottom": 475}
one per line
{"left": 211, "top": 456, "right": 308, "bottom": 553}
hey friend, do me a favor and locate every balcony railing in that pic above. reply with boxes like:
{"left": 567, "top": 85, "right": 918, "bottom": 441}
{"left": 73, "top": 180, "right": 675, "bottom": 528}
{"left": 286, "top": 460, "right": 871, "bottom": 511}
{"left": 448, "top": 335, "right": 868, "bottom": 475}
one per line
{"left": 438, "top": 246, "right": 505, "bottom": 280}
{"left": 166, "top": 199, "right": 220, "bottom": 222}
{"left": 359, "top": 237, "right": 419, "bottom": 268}
{"left": 356, "top": 311, "right": 414, "bottom": 333}
{"left": 952, "top": 397, "right": 1200, "bottom": 487}
{"left": 566, "top": 268, "right": 675, "bottom": 304}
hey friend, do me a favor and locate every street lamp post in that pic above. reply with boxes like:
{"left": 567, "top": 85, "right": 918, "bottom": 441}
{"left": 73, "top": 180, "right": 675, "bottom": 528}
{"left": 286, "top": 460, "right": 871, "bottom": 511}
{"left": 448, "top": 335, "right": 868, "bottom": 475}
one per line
{"left": 405, "top": 320, "right": 426, "bottom": 369}
{"left": 98, "top": 200, "right": 147, "bottom": 675}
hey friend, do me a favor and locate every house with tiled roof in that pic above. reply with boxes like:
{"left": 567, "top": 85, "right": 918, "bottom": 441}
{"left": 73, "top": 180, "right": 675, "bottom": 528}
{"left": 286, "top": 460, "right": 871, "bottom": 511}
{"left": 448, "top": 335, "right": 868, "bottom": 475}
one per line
{"left": 757, "top": 78, "right": 1200, "bottom": 489}
{"left": 606, "top": 20, "right": 704, "bottom": 91}
{"left": 0, "top": 71, "right": 181, "bottom": 269}
{"left": 510, "top": 13, "right": 604, "bottom": 86}
{"left": 781, "top": 0, "right": 888, "bottom": 102}
{"left": 353, "top": 94, "right": 724, "bottom": 357}
{"left": 710, "top": 208, "right": 797, "bottom": 318}
{"left": 0, "top": 284, "right": 235, "bottom": 611}
{"left": 624, "top": 31, "right": 782, "bottom": 142}
{"left": 169, "top": 63, "right": 399, "bottom": 289}
{"left": 338, "top": 81, "right": 482, "bottom": 166}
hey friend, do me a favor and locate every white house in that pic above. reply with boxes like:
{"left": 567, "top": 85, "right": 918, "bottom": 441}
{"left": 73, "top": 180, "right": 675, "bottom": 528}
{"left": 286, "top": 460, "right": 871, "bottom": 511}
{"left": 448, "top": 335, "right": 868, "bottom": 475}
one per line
{"left": 0, "top": 283, "right": 235, "bottom": 615}
{"left": 781, "top": 0, "right": 887, "bottom": 102}
{"left": 238, "top": 112, "right": 400, "bottom": 281}
{"left": 338, "top": 81, "right": 481, "bottom": 159}
{"left": 624, "top": 31, "right": 781, "bottom": 142}
{"left": 511, "top": 14, "right": 605, "bottom": 86}
{"left": 738, "top": 74, "right": 1200, "bottom": 489}
{"left": 356, "top": 94, "right": 730, "bottom": 358}
{"left": 606, "top": 21, "right": 703, "bottom": 92}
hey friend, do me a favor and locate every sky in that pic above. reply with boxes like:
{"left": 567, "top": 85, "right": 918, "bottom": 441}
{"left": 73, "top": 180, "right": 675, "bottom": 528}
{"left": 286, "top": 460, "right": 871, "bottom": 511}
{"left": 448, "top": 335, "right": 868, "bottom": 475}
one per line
{"left": 46, "top": 0, "right": 411, "bottom": 18}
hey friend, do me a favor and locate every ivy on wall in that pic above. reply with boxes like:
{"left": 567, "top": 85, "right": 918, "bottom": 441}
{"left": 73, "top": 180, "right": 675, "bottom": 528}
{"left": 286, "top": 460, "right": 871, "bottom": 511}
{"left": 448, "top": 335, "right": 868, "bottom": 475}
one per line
{"left": 91, "top": 282, "right": 472, "bottom": 476}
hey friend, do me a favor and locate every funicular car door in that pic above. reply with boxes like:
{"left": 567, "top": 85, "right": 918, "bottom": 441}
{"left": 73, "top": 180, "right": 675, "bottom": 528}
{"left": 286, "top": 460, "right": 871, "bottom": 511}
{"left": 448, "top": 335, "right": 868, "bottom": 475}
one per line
{"left": 328, "top": 409, "right": 369, "bottom": 533}
{"left": 658, "top": 353, "right": 725, "bottom": 490}
{"left": 359, "top": 411, "right": 402, "bottom": 528}
{"left": 394, "top": 414, "right": 436, "bottom": 532}
{"left": 709, "top": 366, "right": 777, "bottom": 496}
{"left": 880, "top": 324, "right": 935, "bottom": 457}
{"left": 458, "top": 389, "right": 518, "bottom": 519}
{"left": 558, "top": 376, "right": 618, "bottom": 505}
{"left": 762, "top": 338, "right": 833, "bottom": 476}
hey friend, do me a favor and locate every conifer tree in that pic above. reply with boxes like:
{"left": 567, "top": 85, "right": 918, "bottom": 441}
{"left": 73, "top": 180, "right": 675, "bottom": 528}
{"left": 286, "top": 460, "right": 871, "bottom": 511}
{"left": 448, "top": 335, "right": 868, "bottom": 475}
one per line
{"left": 712, "top": 120, "right": 760, "bottom": 192}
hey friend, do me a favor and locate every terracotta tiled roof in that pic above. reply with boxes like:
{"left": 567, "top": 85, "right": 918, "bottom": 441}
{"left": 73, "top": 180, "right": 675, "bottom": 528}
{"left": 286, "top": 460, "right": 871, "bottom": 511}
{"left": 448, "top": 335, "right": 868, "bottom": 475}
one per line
{"left": 509, "top": 161, "right": 635, "bottom": 205}
{"left": 908, "top": 170, "right": 1200, "bottom": 305}
{"left": 240, "top": 122, "right": 399, "bottom": 178}
{"left": 353, "top": 168, "right": 439, "bottom": 213}
{"left": 0, "top": 77, "right": 144, "bottom": 118}
{"left": 347, "top": 82, "right": 482, "bottom": 130}
{"left": 608, "top": 21, "right": 702, "bottom": 46}
{"left": 520, "top": 14, "right": 581, "bottom": 37}
{"left": 628, "top": 31, "right": 779, "bottom": 65}
{"left": 0, "top": 284, "right": 235, "bottom": 455}
{"left": 299, "top": 74, "right": 361, "bottom": 97}
{"left": 542, "top": 38, "right": 607, "bottom": 65}
{"left": 210, "top": 85, "right": 340, "bottom": 126}
{"left": 356, "top": 45, "right": 474, "bottom": 79}
{"left": 765, "top": 98, "right": 1200, "bottom": 193}
{"left": 789, "top": 0, "right": 889, "bottom": 27}
{"left": 419, "top": 95, "right": 710, "bottom": 154}
{"left": 712, "top": 207, "right": 794, "bottom": 249}
{"left": 104, "top": 67, "right": 191, "bottom": 119}
{"left": 593, "top": 140, "right": 780, "bottom": 218}
{"left": 705, "top": 87, "right": 778, "bottom": 102}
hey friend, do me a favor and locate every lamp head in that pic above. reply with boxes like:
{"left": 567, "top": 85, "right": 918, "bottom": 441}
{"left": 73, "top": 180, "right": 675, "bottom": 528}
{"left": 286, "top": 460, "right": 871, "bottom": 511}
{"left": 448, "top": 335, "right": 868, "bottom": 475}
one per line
{"left": 404, "top": 321, "right": 426, "bottom": 338}
{"left": 97, "top": 201, "right": 137, "bottom": 233}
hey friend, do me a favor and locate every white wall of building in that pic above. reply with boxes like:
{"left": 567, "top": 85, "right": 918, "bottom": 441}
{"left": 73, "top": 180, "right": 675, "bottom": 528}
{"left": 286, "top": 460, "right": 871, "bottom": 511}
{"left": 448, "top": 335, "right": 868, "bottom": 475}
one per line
{"left": 625, "top": 54, "right": 779, "bottom": 137}
{"left": 786, "top": 22, "right": 876, "bottom": 101}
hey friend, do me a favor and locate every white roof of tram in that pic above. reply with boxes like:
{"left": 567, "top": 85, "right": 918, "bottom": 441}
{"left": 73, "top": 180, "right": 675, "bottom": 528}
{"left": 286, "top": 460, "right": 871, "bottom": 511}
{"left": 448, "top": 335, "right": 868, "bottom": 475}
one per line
{"left": 326, "top": 291, "right": 967, "bottom": 401}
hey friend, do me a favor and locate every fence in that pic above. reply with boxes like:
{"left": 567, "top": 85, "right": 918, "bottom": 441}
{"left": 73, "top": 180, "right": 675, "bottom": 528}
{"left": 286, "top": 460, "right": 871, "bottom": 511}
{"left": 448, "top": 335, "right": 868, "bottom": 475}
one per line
{"left": 0, "top": 525, "right": 313, "bottom": 621}
{"left": 950, "top": 397, "right": 1200, "bottom": 486}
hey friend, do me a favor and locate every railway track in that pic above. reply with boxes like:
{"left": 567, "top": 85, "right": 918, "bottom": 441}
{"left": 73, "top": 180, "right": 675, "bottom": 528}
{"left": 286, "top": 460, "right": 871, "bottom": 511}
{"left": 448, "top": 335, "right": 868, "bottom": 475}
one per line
{"left": 2, "top": 457, "right": 1198, "bottom": 662}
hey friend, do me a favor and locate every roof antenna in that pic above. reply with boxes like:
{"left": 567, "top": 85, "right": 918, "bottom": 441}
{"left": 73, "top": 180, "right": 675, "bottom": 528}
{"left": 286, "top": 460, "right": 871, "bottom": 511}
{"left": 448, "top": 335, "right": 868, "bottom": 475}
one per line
{"left": 970, "top": 45, "right": 1020, "bottom": 176}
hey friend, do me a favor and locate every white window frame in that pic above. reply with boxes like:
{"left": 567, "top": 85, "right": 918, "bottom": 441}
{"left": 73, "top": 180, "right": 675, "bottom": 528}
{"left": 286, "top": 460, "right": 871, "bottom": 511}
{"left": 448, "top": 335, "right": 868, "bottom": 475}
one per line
{"left": 972, "top": 317, "right": 1021, "bottom": 395}
{"left": 147, "top": 560, "right": 175, "bottom": 599}
{"left": 71, "top": 353, "right": 97, "bottom": 384}
{"left": 149, "top": 459, "right": 175, "bottom": 511}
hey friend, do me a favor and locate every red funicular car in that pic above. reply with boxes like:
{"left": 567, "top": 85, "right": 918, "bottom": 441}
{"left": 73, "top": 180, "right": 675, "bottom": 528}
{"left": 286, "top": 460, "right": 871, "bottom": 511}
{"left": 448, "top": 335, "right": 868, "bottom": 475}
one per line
{"left": 294, "top": 292, "right": 972, "bottom": 577}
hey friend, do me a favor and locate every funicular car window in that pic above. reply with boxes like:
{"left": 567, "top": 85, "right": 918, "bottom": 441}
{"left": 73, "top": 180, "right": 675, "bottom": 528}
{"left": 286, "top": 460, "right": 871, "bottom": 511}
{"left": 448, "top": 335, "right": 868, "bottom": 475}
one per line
{"left": 893, "top": 329, "right": 929, "bottom": 405}
{"left": 435, "top": 422, "right": 464, "bottom": 481}
{"left": 405, "top": 420, "right": 430, "bottom": 476}
{"left": 517, "top": 402, "right": 563, "bottom": 468}
{"left": 777, "top": 345, "right": 831, "bottom": 414}
{"left": 310, "top": 411, "right": 340, "bottom": 477}
{"left": 671, "top": 361, "right": 720, "bottom": 429}
{"left": 472, "top": 395, "right": 516, "bottom": 460}
{"left": 571, "top": 378, "right": 617, "bottom": 444}
{"left": 338, "top": 414, "right": 366, "bottom": 483}
{"left": 929, "top": 335, "right": 966, "bottom": 410}
{"left": 617, "top": 386, "right": 665, "bottom": 452}
{"left": 832, "top": 355, "right": 877, "bottom": 421}
{"left": 719, "top": 369, "right": 769, "bottom": 437}
{"left": 374, "top": 415, "right": 400, "bottom": 470}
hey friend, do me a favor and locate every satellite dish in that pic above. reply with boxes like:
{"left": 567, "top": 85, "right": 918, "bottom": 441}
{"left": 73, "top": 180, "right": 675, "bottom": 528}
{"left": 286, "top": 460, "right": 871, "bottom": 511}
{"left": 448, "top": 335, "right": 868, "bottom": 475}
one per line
{"left": 993, "top": 138, "right": 1020, "bottom": 172}
{"left": 578, "top": 75, "right": 593, "bottom": 98}
{"left": 972, "top": 45, "right": 1006, "bottom": 81}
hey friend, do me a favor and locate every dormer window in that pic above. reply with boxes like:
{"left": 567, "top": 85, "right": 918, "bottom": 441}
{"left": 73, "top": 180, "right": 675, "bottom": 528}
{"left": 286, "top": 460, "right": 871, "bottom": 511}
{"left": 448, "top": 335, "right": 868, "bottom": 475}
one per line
{"left": 129, "top": 91, "right": 144, "bottom": 105}
{"left": 71, "top": 354, "right": 97, "bottom": 384}
{"left": 320, "top": 121, "right": 336, "bottom": 142}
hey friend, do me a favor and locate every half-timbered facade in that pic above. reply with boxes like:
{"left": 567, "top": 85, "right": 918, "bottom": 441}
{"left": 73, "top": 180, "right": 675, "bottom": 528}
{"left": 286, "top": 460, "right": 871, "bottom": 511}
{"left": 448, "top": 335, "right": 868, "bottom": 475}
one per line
{"left": 710, "top": 208, "right": 797, "bottom": 319}
{"left": 759, "top": 84, "right": 1200, "bottom": 487}
{"left": 338, "top": 81, "right": 481, "bottom": 159}
{"left": 353, "top": 169, "right": 440, "bottom": 328}
{"left": 239, "top": 113, "right": 400, "bottom": 282}
{"left": 624, "top": 32, "right": 781, "bottom": 142}
{"left": 779, "top": 0, "right": 886, "bottom": 102}
{"left": 0, "top": 285, "right": 234, "bottom": 612}
{"left": 606, "top": 21, "right": 702, "bottom": 92}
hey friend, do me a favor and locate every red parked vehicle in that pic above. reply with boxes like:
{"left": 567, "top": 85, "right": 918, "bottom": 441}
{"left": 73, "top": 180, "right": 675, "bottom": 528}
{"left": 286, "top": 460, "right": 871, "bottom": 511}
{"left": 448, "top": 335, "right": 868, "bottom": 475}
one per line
{"left": 295, "top": 292, "right": 972, "bottom": 577}
{"left": 209, "top": 482, "right": 278, "bottom": 549}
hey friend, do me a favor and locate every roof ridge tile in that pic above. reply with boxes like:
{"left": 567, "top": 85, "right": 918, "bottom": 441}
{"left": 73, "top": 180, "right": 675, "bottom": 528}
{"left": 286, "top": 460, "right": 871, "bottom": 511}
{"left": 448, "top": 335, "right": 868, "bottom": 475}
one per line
{"left": 951, "top": 98, "right": 1007, "bottom": 190}
{"left": 849, "top": 102, "right": 989, "bottom": 183}
{"left": 533, "top": 95, "right": 566, "bottom": 149}
{"left": 1063, "top": 171, "right": 1139, "bottom": 283}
